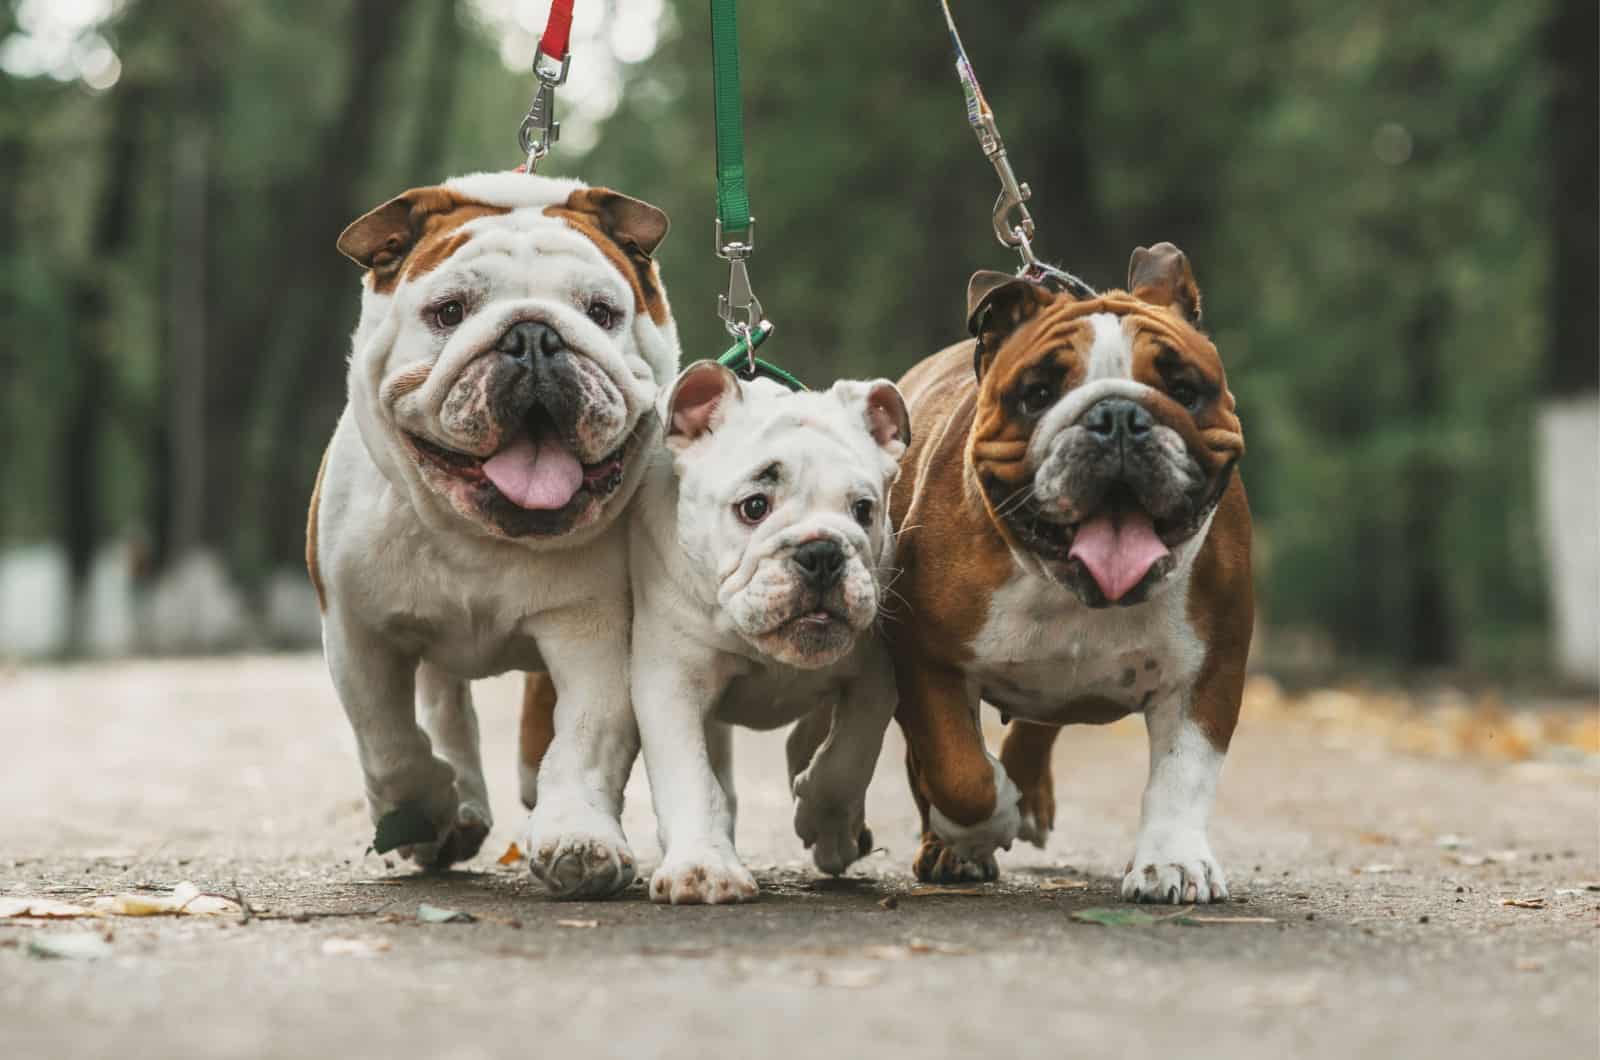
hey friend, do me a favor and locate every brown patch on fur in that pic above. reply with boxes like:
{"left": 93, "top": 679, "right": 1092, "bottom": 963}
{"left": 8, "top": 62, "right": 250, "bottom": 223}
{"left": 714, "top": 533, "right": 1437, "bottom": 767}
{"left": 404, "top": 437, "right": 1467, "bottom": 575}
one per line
{"left": 337, "top": 186, "right": 509, "bottom": 294}
{"left": 1184, "top": 478, "right": 1254, "bottom": 750}
{"left": 519, "top": 672, "right": 557, "bottom": 807}
{"left": 382, "top": 361, "right": 434, "bottom": 405}
{"left": 543, "top": 188, "right": 670, "bottom": 325}
{"left": 305, "top": 443, "right": 331, "bottom": 612}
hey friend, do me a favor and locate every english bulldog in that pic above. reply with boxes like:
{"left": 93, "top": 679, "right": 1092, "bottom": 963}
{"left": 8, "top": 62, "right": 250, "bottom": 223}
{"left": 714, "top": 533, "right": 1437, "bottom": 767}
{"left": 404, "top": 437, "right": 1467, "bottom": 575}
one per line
{"left": 886, "top": 244, "right": 1251, "bottom": 903}
{"left": 306, "top": 172, "right": 678, "bottom": 897}
{"left": 526, "top": 362, "right": 908, "bottom": 904}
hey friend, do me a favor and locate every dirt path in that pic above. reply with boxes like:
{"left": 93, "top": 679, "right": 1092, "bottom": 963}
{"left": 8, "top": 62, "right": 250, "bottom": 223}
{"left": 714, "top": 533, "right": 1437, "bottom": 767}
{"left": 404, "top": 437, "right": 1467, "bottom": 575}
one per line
{"left": 3, "top": 656, "right": 1596, "bottom": 1059}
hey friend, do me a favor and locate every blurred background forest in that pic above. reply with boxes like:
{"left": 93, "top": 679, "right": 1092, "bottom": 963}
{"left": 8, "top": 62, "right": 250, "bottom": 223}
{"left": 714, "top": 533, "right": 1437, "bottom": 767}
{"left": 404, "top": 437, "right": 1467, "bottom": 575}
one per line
{"left": 0, "top": 0, "right": 1594, "bottom": 686}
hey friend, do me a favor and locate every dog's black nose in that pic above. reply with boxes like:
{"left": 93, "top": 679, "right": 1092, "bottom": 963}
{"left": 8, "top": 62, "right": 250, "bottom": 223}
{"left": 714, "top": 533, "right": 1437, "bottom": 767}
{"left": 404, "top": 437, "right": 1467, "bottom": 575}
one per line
{"left": 495, "top": 321, "right": 565, "bottom": 364}
{"left": 792, "top": 539, "right": 846, "bottom": 587}
{"left": 1083, "top": 398, "right": 1153, "bottom": 442}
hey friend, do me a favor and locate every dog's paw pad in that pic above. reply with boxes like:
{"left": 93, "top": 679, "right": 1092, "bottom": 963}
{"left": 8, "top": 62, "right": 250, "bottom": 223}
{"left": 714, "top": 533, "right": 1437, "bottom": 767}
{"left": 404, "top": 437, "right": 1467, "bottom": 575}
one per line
{"left": 912, "top": 831, "right": 999, "bottom": 884}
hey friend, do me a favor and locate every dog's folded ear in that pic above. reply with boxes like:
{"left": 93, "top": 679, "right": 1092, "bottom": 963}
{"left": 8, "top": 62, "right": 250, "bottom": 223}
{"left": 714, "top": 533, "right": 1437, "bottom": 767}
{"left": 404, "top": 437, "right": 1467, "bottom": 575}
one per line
{"left": 1128, "top": 242, "right": 1202, "bottom": 324}
{"left": 966, "top": 270, "right": 1054, "bottom": 381}
{"left": 338, "top": 186, "right": 455, "bottom": 273}
{"left": 831, "top": 379, "right": 911, "bottom": 461}
{"left": 565, "top": 187, "right": 671, "bottom": 259}
{"left": 665, "top": 360, "right": 742, "bottom": 451}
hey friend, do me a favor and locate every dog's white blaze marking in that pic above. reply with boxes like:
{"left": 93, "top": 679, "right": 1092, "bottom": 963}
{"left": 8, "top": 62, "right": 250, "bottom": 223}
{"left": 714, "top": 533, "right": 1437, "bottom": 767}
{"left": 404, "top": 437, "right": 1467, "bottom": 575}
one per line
{"left": 1084, "top": 312, "right": 1132, "bottom": 380}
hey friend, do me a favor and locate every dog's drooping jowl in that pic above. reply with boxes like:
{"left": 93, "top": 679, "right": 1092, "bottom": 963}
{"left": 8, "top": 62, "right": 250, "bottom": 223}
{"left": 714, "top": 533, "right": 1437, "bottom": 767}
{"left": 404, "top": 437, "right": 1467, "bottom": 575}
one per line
{"left": 886, "top": 244, "right": 1252, "bottom": 903}
{"left": 308, "top": 172, "right": 678, "bottom": 897}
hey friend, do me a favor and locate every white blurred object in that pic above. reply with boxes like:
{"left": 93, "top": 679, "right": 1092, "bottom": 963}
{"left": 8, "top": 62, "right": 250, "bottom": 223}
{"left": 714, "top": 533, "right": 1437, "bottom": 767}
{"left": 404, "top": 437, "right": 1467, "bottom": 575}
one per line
{"left": 83, "top": 540, "right": 138, "bottom": 657}
{"left": 140, "top": 550, "right": 250, "bottom": 654}
{"left": 0, "top": 543, "right": 70, "bottom": 659}
{"left": 1536, "top": 393, "right": 1599, "bottom": 686}
{"left": 264, "top": 567, "right": 322, "bottom": 648}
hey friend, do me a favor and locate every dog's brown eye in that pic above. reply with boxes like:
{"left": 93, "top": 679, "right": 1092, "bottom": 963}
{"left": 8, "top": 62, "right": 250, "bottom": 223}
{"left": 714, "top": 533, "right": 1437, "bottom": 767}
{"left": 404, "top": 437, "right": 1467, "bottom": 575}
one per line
{"left": 1168, "top": 381, "right": 1202, "bottom": 410}
{"left": 435, "top": 300, "right": 465, "bottom": 328}
{"left": 736, "top": 495, "right": 770, "bottom": 524}
{"left": 586, "top": 301, "right": 616, "bottom": 329}
{"left": 851, "top": 499, "right": 874, "bottom": 527}
{"left": 1020, "top": 382, "right": 1055, "bottom": 415}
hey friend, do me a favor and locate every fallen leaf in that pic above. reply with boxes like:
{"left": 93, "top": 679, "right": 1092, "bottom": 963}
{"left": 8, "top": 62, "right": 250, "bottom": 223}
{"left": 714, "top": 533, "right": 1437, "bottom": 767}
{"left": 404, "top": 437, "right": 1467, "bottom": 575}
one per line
{"left": 556, "top": 919, "right": 599, "bottom": 929}
{"left": 1038, "top": 877, "right": 1090, "bottom": 892}
{"left": 416, "top": 903, "right": 475, "bottom": 924}
{"left": 906, "top": 886, "right": 986, "bottom": 898}
{"left": 496, "top": 842, "right": 524, "bottom": 866}
{"left": 92, "top": 882, "right": 238, "bottom": 917}
{"left": 1514, "top": 957, "right": 1544, "bottom": 972}
{"left": 1502, "top": 897, "right": 1546, "bottom": 910}
{"left": 372, "top": 803, "right": 436, "bottom": 855}
{"left": 1357, "top": 832, "right": 1395, "bottom": 846}
{"left": 1177, "top": 914, "right": 1278, "bottom": 926}
{"left": 1434, "top": 834, "right": 1472, "bottom": 850}
{"left": 1554, "top": 888, "right": 1587, "bottom": 897}
{"left": 0, "top": 898, "right": 103, "bottom": 919}
{"left": 1071, "top": 907, "right": 1164, "bottom": 926}
{"left": 321, "top": 936, "right": 391, "bottom": 957}
{"left": 1355, "top": 864, "right": 1398, "bottom": 875}
{"left": 27, "top": 933, "right": 113, "bottom": 961}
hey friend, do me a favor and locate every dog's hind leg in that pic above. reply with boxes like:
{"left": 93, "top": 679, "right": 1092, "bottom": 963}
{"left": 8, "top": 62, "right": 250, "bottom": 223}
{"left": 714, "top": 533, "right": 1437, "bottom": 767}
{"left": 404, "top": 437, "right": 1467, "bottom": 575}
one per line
{"left": 518, "top": 672, "right": 557, "bottom": 810}
{"left": 415, "top": 661, "right": 492, "bottom": 865}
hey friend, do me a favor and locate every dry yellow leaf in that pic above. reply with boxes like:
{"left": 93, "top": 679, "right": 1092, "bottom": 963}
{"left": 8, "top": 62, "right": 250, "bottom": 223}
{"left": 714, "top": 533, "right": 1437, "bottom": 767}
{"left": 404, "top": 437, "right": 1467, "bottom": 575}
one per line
{"left": 497, "top": 842, "right": 524, "bottom": 866}
{"left": 1039, "top": 878, "right": 1090, "bottom": 891}
{"left": 556, "top": 918, "right": 599, "bottom": 929}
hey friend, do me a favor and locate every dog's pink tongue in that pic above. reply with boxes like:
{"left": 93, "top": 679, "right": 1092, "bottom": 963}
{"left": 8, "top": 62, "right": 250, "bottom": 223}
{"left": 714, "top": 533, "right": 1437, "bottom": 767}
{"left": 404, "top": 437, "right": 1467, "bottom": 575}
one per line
{"left": 1069, "top": 511, "right": 1169, "bottom": 602}
{"left": 482, "top": 425, "right": 583, "bottom": 510}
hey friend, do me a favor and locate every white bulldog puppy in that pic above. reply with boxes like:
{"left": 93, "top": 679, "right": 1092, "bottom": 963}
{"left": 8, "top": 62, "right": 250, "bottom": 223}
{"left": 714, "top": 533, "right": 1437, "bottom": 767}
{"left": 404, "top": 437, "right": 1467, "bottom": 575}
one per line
{"left": 628, "top": 361, "right": 908, "bottom": 904}
{"left": 307, "top": 172, "right": 678, "bottom": 897}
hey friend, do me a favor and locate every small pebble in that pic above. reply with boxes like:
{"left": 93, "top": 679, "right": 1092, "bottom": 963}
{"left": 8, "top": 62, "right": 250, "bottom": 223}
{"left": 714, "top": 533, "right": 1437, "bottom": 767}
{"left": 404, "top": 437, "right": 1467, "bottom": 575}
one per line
{"left": 1305, "top": 913, "right": 1316, "bottom": 921}
{"left": 879, "top": 896, "right": 900, "bottom": 911}
{"left": 1418, "top": 915, "right": 1430, "bottom": 924}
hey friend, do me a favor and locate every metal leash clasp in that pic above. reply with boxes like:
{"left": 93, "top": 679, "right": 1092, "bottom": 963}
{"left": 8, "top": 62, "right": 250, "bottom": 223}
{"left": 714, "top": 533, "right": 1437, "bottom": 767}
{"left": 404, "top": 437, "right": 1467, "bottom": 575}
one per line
{"left": 518, "top": 50, "right": 571, "bottom": 173}
{"left": 986, "top": 147, "right": 1038, "bottom": 268}
{"left": 715, "top": 218, "right": 765, "bottom": 372}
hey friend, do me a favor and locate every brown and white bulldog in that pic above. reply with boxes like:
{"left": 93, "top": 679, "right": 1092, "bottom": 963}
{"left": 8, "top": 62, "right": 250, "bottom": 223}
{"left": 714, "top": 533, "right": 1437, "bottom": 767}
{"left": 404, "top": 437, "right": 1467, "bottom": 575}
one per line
{"left": 886, "top": 244, "right": 1251, "bottom": 903}
{"left": 307, "top": 172, "right": 678, "bottom": 897}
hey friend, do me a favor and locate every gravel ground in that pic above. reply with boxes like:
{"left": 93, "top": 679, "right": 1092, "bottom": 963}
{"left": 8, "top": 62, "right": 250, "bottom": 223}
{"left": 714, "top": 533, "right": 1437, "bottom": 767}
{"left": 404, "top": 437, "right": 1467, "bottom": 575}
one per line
{"left": 2, "top": 655, "right": 1596, "bottom": 1060}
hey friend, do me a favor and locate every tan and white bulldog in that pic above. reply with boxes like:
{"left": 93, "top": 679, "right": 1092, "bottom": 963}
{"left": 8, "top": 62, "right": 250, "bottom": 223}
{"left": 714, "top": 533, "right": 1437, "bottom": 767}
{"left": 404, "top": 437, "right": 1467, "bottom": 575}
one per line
{"left": 887, "top": 244, "right": 1251, "bottom": 903}
{"left": 306, "top": 172, "right": 678, "bottom": 897}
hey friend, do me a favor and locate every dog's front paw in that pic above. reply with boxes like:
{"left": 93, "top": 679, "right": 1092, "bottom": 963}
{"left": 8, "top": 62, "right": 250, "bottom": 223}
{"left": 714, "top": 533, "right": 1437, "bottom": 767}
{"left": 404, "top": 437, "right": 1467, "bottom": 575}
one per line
{"left": 1121, "top": 831, "right": 1229, "bottom": 904}
{"left": 793, "top": 798, "right": 871, "bottom": 876}
{"left": 521, "top": 805, "right": 635, "bottom": 899}
{"left": 650, "top": 845, "right": 758, "bottom": 905}
{"left": 369, "top": 757, "right": 480, "bottom": 869}
{"left": 912, "top": 830, "right": 998, "bottom": 883}
{"left": 925, "top": 758, "right": 1021, "bottom": 866}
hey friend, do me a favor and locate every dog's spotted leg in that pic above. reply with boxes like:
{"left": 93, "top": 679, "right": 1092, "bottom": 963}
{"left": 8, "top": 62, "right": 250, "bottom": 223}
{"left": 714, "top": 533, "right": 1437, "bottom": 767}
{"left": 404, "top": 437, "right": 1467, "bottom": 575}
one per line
{"left": 1121, "top": 694, "right": 1230, "bottom": 904}
{"left": 1000, "top": 721, "right": 1060, "bottom": 848}
{"left": 520, "top": 603, "right": 639, "bottom": 900}
{"left": 414, "top": 662, "right": 491, "bottom": 867}
{"left": 323, "top": 612, "right": 461, "bottom": 869}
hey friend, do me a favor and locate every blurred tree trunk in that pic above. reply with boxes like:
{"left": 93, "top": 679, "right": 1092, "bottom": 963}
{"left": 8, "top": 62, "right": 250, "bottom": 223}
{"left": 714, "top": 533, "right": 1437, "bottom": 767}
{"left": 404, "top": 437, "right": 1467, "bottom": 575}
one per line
{"left": 207, "top": 0, "right": 420, "bottom": 571}
{"left": 1535, "top": 0, "right": 1599, "bottom": 685}
{"left": 61, "top": 85, "right": 148, "bottom": 651}
{"left": 256, "top": 0, "right": 458, "bottom": 571}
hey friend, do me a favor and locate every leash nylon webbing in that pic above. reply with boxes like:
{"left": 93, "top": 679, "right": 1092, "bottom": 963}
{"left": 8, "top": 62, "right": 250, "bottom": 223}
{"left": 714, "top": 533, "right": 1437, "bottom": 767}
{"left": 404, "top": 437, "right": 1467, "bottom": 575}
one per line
{"left": 710, "top": 0, "right": 752, "bottom": 241}
{"left": 708, "top": 0, "right": 801, "bottom": 389}
{"left": 539, "top": 0, "right": 575, "bottom": 60}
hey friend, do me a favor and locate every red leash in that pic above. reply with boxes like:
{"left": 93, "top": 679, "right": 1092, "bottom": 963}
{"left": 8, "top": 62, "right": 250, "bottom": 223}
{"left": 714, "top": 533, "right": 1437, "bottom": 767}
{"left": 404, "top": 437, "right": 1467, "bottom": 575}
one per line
{"left": 519, "top": 0, "right": 576, "bottom": 172}
{"left": 539, "top": 0, "right": 574, "bottom": 62}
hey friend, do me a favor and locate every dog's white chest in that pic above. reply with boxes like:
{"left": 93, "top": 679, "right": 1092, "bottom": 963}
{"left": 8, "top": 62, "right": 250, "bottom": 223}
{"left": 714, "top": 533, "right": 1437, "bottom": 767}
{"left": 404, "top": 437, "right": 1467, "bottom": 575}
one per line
{"left": 967, "top": 570, "right": 1203, "bottom": 723}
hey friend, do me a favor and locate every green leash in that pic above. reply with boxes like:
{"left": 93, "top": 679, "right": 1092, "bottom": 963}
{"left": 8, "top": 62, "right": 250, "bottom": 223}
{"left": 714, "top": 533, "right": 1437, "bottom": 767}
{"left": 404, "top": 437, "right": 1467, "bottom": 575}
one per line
{"left": 708, "top": 0, "right": 803, "bottom": 390}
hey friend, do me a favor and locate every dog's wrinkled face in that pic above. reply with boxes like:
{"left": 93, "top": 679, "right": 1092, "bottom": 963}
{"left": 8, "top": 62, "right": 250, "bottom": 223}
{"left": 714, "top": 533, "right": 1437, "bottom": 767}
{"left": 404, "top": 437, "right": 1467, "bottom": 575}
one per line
{"left": 338, "top": 174, "right": 678, "bottom": 543}
{"left": 967, "top": 243, "right": 1244, "bottom": 606}
{"left": 663, "top": 363, "right": 909, "bottom": 668}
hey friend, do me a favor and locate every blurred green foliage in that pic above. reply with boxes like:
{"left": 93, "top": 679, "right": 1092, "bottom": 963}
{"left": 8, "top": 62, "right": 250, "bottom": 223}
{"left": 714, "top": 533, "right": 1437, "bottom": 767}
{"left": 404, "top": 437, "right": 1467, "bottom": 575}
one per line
{"left": 0, "top": 0, "right": 1590, "bottom": 668}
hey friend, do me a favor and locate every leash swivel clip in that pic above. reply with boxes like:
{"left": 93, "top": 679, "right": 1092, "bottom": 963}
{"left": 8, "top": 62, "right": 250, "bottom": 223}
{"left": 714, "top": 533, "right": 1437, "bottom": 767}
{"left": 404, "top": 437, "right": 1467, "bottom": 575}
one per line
{"left": 518, "top": 50, "right": 571, "bottom": 174}
{"left": 988, "top": 149, "right": 1038, "bottom": 268}
{"left": 715, "top": 217, "right": 766, "bottom": 360}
